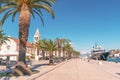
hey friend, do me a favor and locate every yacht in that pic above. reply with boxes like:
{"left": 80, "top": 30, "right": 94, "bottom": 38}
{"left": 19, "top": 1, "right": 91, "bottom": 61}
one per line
{"left": 91, "top": 44, "right": 110, "bottom": 60}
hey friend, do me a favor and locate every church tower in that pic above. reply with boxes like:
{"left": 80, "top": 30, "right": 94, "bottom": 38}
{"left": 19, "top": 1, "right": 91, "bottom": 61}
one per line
{"left": 34, "top": 28, "right": 40, "bottom": 43}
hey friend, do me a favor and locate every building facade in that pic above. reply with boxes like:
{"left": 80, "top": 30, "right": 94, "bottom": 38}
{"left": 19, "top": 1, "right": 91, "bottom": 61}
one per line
{"left": 0, "top": 31, "right": 34, "bottom": 60}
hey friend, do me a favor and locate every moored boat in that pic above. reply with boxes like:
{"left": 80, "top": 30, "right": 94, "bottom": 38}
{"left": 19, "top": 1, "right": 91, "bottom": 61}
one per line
{"left": 91, "top": 44, "right": 110, "bottom": 60}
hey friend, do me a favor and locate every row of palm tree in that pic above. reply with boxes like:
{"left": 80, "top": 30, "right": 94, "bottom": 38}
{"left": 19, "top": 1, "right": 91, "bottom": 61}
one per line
{"left": 0, "top": 30, "right": 80, "bottom": 64}
{"left": 34, "top": 38, "right": 80, "bottom": 64}
{"left": 0, "top": 0, "right": 80, "bottom": 76}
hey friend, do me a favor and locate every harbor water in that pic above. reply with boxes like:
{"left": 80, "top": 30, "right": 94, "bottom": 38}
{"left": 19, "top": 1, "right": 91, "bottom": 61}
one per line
{"left": 107, "top": 57, "right": 120, "bottom": 63}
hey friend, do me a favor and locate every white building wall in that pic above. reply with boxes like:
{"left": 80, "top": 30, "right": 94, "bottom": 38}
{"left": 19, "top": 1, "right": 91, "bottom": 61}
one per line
{"left": 0, "top": 38, "right": 18, "bottom": 60}
{"left": 1, "top": 38, "right": 17, "bottom": 51}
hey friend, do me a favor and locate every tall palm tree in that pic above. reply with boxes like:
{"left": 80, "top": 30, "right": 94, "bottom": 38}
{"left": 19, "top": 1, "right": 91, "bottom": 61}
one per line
{"left": 0, "top": 30, "right": 9, "bottom": 50}
{"left": 73, "top": 51, "right": 80, "bottom": 58}
{"left": 44, "top": 39, "right": 57, "bottom": 64}
{"left": 64, "top": 43, "right": 73, "bottom": 59}
{"left": 0, "top": 0, "right": 56, "bottom": 75}
{"left": 62, "top": 38, "right": 70, "bottom": 58}
{"left": 56, "top": 38, "right": 70, "bottom": 58}
{"left": 41, "top": 39, "right": 47, "bottom": 59}
{"left": 34, "top": 39, "right": 46, "bottom": 60}
{"left": 56, "top": 38, "right": 62, "bottom": 58}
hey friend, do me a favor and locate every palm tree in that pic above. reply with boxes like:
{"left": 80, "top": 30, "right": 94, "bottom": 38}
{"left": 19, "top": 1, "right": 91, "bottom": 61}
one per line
{"left": 62, "top": 38, "right": 70, "bottom": 58}
{"left": 0, "top": 30, "right": 9, "bottom": 50}
{"left": 34, "top": 39, "right": 47, "bottom": 60}
{"left": 44, "top": 39, "right": 57, "bottom": 64}
{"left": 0, "top": 0, "right": 56, "bottom": 75}
{"left": 74, "top": 51, "right": 80, "bottom": 58}
{"left": 56, "top": 38, "right": 62, "bottom": 58}
{"left": 56, "top": 38, "right": 70, "bottom": 58}
{"left": 64, "top": 43, "right": 73, "bottom": 59}
{"left": 41, "top": 39, "right": 47, "bottom": 59}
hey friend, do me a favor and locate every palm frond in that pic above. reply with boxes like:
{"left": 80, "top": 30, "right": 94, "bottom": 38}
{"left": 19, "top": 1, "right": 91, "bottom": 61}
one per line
{"left": 33, "top": 9, "right": 44, "bottom": 26}
{"left": 0, "top": 0, "right": 14, "bottom": 5}
{"left": 33, "top": 4, "right": 54, "bottom": 18}
{"left": 34, "top": 8, "right": 43, "bottom": 15}
{"left": 0, "top": 9, "right": 16, "bottom": 27}
{"left": 0, "top": 30, "right": 10, "bottom": 44}
{"left": 0, "top": 5, "right": 16, "bottom": 13}
{"left": 40, "top": 0, "right": 54, "bottom": 6}
{"left": 0, "top": 0, "right": 56, "bottom": 27}
{"left": 12, "top": 9, "right": 18, "bottom": 22}
{"left": 31, "top": 10, "right": 36, "bottom": 18}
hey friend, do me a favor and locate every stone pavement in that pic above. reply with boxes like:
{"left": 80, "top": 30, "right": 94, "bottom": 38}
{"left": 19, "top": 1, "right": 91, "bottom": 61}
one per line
{"left": 34, "top": 59, "right": 120, "bottom": 80}
{"left": 7, "top": 60, "right": 68, "bottom": 80}
{"left": 1, "top": 59, "right": 120, "bottom": 80}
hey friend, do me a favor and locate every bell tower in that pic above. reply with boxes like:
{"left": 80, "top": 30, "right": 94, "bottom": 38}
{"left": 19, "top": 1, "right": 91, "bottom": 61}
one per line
{"left": 34, "top": 28, "right": 40, "bottom": 43}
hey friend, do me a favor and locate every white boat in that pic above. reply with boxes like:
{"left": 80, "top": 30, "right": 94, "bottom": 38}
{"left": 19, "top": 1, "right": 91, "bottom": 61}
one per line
{"left": 91, "top": 44, "right": 110, "bottom": 60}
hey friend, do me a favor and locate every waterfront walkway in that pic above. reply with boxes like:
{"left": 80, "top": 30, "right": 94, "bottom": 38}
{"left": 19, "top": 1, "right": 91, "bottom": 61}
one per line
{"left": 1, "top": 59, "right": 120, "bottom": 80}
{"left": 33, "top": 59, "right": 120, "bottom": 80}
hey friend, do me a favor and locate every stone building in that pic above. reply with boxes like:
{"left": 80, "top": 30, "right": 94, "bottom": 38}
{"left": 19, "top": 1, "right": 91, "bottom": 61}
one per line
{"left": 0, "top": 29, "right": 41, "bottom": 60}
{"left": 109, "top": 49, "right": 120, "bottom": 57}
{"left": 0, "top": 37, "right": 33, "bottom": 60}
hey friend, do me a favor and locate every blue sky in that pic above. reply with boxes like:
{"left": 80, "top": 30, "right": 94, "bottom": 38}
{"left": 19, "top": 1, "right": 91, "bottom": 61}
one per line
{"left": 1, "top": 0, "right": 120, "bottom": 53}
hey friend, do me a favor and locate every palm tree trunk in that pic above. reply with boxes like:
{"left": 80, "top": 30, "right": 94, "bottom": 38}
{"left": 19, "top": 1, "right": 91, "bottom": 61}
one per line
{"left": 14, "top": 3, "right": 32, "bottom": 75}
{"left": 54, "top": 50, "right": 57, "bottom": 57}
{"left": 58, "top": 50, "right": 61, "bottom": 58}
{"left": 49, "top": 51, "right": 53, "bottom": 64}
{"left": 63, "top": 48, "right": 65, "bottom": 58}
{"left": 68, "top": 52, "right": 71, "bottom": 59}
{"left": 42, "top": 50, "right": 45, "bottom": 60}
{"left": 18, "top": 3, "right": 30, "bottom": 64}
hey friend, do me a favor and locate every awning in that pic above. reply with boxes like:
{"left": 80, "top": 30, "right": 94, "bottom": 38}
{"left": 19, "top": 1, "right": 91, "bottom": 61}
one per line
{"left": 0, "top": 51, "right": 18, "bottom": 57}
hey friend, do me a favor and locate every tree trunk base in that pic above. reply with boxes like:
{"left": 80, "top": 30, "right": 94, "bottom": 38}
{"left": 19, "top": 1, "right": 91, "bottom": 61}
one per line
{"left": 49, "top": 59, "right": 54, "bottom": 64}
{"left": 13, "top": 62, "right": 32, "bottom": 76}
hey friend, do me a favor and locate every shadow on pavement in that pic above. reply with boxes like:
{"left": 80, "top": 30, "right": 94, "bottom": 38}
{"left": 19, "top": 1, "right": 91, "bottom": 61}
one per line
{"left": 30, "top": 63, "right": 49, "bottom": 70}
{"left": 0, "top": 69, "right": 12, "bottom": 80}
{"left": 116, "top": 73, "right": 120, "bottom": 76}
{"left": 0, "top": 76, "right": 11, "bottom": 80}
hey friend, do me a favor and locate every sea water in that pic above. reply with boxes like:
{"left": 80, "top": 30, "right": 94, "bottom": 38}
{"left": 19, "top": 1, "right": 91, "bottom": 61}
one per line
{"left": 107, "top": 57, "right": 120, "bottom": 63}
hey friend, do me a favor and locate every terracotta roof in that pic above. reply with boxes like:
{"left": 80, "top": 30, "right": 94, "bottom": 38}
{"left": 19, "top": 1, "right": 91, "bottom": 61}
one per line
{"left": 11, "top": 38, "right": 33, "bottom": 48}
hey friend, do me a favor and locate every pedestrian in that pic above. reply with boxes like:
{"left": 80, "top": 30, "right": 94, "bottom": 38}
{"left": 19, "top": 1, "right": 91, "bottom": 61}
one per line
{"left": 88, "top": 59, "right": 90, "bottom": 62}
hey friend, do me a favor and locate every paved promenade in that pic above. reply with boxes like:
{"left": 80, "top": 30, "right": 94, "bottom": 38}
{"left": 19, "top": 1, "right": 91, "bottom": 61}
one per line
{"left": 34, "top": 59, "right": 120, "bottom": 80}
{"left": 1, "top": 59, "right": 120, "bottom": 80}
